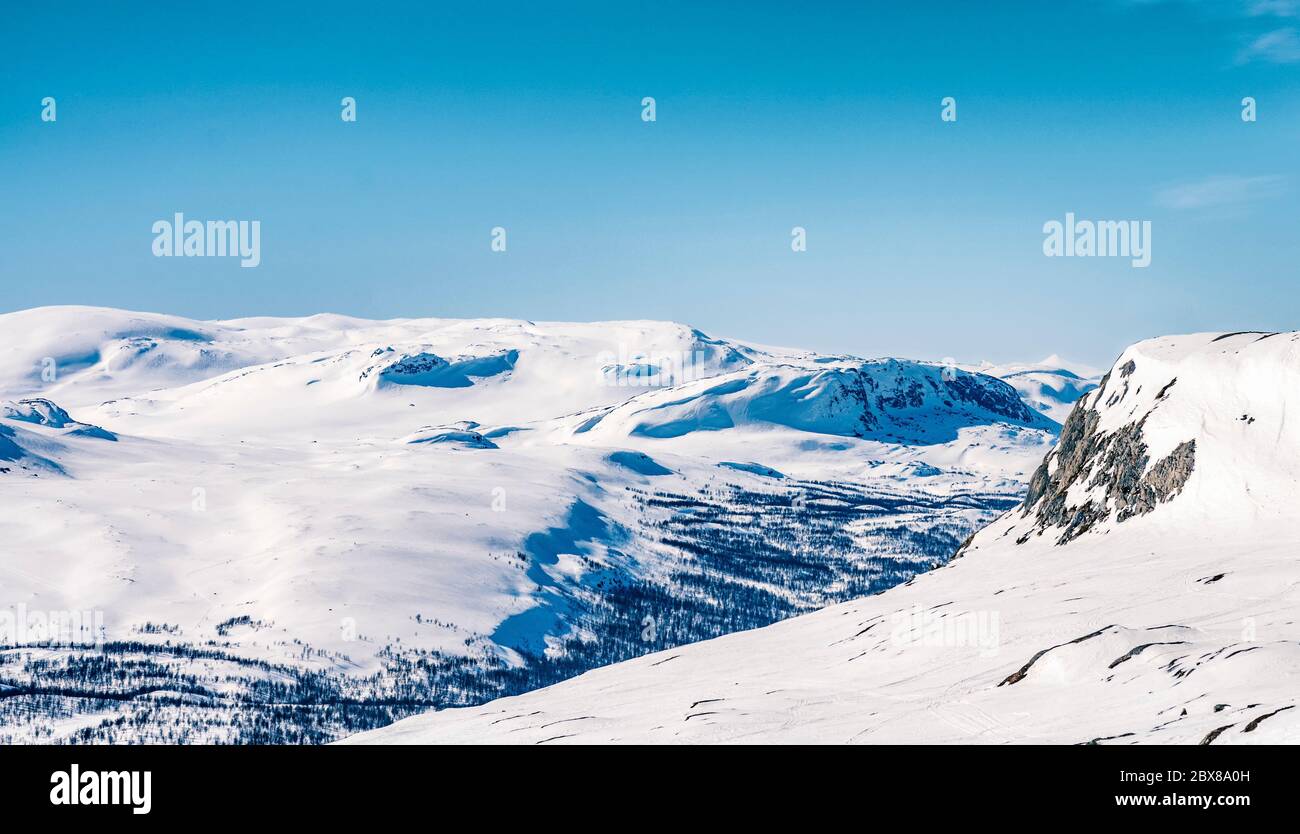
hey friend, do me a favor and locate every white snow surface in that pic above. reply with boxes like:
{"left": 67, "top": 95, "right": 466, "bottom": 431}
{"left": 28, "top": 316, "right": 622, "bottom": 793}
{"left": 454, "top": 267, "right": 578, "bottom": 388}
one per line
{"left": 0, "top": 306, "right": 1055, "bottom": 719}
{"left": 348, "top": 331, "right": 1300, "bottom": 744}
{"left": 972, "top": 355, "right": 1102, "bottom": 424}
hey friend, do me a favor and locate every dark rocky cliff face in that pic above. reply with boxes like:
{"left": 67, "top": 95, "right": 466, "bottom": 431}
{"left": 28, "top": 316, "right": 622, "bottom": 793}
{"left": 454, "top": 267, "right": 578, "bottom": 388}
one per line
{"left": 1015, "top": 368, "right": 1196, "bottom": 545}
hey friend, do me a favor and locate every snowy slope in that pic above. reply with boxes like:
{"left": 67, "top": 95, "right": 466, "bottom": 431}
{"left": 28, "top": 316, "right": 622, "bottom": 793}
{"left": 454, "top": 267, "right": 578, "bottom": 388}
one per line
{"left": 349, "top": 331, "right": 1300, "bottom": 745}
{"left": 0, "top": 306, "right": 1058, "bottom": 743}
{"left": 973, "top": 356, "right": 1102, "bottom": 425}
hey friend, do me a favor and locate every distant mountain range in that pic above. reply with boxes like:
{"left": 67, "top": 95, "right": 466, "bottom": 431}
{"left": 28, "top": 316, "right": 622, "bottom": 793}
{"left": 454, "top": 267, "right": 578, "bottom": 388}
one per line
{"left": 350, "top": 331, "right": 1300, "bottom": 745}
{"left": 0, "top": 305, "right": 1087, "bottom": 743}
{"left": 967, "top": 356, "right": 1102, "bottom": 424}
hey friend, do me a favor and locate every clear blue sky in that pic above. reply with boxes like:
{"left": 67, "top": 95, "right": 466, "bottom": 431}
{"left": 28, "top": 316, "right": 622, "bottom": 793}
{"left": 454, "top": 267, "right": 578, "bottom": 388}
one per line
{"left": 2, "top": 0, "right": 1297, "bottom": 366}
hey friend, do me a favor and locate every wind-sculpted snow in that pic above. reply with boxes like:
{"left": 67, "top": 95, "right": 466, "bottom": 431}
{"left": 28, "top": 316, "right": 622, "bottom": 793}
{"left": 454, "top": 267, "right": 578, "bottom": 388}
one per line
{"left": 361, "top": 348, "right": 519, "bottom": 389}
{"left": 399, "top": 422, "right": 499, "bottom": 449}
{"left": 0, "top": 424, "right": 25, "bottom": 464}
{"left": 2, "top": 399, "right": 117, "bottom": 441}
{"left": 351, "top": 331, "right": 1300, "bottom": 745}
{"left": 4, "top": 398, "right": 81, "bottom": 428}
{"left": 718, "top": 461, "right": 785, "bottom": 479}
{"left": 607, "top": 450, "right": 673, "bottom": 476}
{"left": 0, "top": 402, "right": 100, "bottom": 472}
{"left": 0, "top": 306, "right": 1056, "bottom": 743}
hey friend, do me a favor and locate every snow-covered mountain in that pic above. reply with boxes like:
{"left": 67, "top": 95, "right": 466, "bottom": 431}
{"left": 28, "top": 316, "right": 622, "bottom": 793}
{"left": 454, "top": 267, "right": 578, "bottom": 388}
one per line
{"left": 972, "top": 355, "right": 1102, "bottom": 424}
{"left": 0, "top": 306, "right": 1059, "bottom": 743}
{"left": 349, "top": 331, "right": 1300, "bottom": 745}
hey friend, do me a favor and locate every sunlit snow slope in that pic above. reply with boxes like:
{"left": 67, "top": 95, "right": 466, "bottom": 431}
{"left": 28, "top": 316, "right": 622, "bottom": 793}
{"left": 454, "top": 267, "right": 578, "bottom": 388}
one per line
{"left": 350, "top": 331, "right": 1300, "bottom": 744}
{"left": 971, "top": 356, "right": 1101, "bottom": 425}
{"left": 0, "top": 306, "right": 1056, "bottom": 743}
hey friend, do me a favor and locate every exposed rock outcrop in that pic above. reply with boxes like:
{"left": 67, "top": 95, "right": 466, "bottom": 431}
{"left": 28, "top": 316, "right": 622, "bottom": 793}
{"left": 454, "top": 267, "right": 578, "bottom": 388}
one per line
{"left": 1018, "top": 374, "right": 1194, "bottom": 544}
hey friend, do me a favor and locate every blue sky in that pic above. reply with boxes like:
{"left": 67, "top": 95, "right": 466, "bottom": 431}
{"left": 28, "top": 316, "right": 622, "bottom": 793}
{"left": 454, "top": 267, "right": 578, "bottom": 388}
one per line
{"left": 2, "top": 1, "right": 1298, "bottom": 366}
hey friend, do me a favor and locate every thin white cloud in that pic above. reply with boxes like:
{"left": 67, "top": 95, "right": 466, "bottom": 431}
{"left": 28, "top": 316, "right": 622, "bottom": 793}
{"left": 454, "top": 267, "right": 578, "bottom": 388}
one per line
{"left": 1155, "top": 175, "right": 1286, "bottom": 209}
{"left": 1123, "top": 2, "right": 1300, "bottom": 63}
{"left": 1246, "top": 0, "right": 1300, "bottom": 17}
{"left": 1238, "top": 26, "right": 1300, "bottom": 62}
{"left": 1124, "top": 0, "right": 1297, "bottom": 17}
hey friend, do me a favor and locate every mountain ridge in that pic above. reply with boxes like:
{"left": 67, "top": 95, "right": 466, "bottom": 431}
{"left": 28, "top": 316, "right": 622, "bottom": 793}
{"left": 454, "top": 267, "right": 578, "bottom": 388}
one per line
{"left": 348, "top": 329, "right": 1300, "bottom": 745}
{"left": 0, "top": 305, "right": 1064, "bottom": 743}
